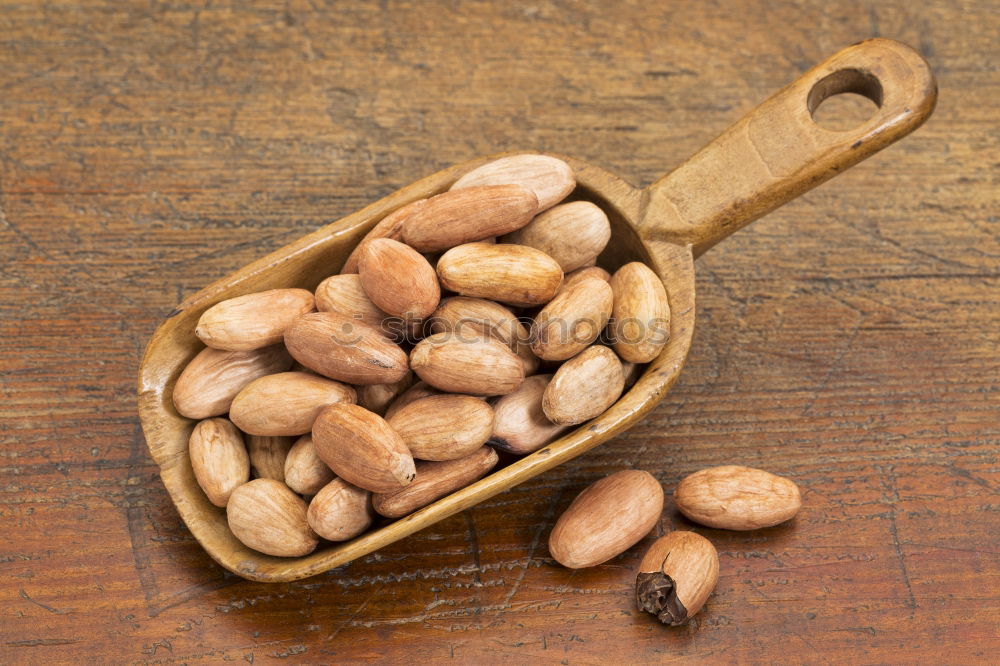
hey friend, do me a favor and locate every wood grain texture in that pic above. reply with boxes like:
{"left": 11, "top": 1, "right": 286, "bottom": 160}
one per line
{"left": 0, "top": 0, "right": 997, "bottom": 663}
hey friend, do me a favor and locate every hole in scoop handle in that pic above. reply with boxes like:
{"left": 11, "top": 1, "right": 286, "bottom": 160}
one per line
{"left": 640, "top": 38, "right": 937, "bottom": 258}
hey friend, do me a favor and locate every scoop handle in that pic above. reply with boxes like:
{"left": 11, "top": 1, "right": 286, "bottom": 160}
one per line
{"left": 639, "top": 38, "right": 936, "bottom": 257}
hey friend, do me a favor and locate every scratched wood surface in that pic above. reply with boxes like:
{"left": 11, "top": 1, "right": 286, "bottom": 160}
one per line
{"left": 1, "top": 1, "right": 997, "bottom": 663}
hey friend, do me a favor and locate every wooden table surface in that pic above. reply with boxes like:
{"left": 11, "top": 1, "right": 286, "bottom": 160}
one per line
{"left": 1, "top": 1, "right": 997, "bottom": 663}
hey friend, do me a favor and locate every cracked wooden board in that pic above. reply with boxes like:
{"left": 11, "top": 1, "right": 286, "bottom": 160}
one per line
{"left": 1, "top": 0, "right": 998, "bottom": 663}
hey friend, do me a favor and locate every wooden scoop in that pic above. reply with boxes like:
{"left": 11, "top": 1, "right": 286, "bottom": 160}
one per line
{"left": 138, "top": 39, "right": 936, "bottom": 582}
